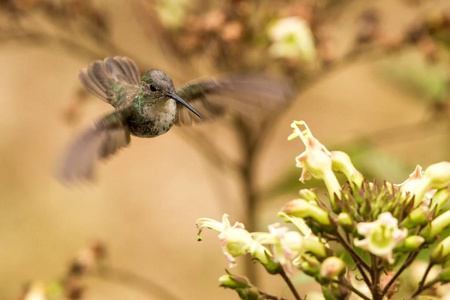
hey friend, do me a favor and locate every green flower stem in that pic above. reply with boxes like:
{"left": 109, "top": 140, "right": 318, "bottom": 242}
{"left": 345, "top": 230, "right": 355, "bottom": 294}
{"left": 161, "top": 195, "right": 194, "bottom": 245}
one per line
{"left": 330, "top": 279, "right": 371, "bottom": 300}
{"left": 323, "top": 170, "right": 342, "bottom": 211}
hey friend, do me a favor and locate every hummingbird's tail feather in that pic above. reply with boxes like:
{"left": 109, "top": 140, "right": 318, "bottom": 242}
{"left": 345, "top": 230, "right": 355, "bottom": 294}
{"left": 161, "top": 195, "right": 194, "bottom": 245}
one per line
{"left": 79, "top": 57, "right": 140, "bottom": 109}
{"left": 57, "top": 123, "right": 131, "bottom": 183}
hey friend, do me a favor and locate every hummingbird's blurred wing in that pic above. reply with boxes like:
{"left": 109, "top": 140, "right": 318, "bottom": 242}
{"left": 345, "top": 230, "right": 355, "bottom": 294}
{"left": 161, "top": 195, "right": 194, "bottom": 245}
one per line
{"left": 58, "top": 110, "right": 132, "bottom": 182}
{"left": 79, "top": 56, "right": 140, "bottom": 109}
{"left": 174, "top": 75, "right": 295, "bottom": 126}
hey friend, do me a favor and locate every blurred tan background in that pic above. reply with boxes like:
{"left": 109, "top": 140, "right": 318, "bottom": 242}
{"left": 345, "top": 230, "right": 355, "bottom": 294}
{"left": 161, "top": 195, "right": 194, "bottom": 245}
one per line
{"left": 0, "top": 0, "right": 449, "bottom": 299}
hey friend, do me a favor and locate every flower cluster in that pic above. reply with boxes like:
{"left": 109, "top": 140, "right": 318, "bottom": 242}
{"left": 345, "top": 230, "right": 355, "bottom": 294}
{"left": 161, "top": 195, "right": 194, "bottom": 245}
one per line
{"left": 196, "top": 120, "right": 450, "bottom": 300}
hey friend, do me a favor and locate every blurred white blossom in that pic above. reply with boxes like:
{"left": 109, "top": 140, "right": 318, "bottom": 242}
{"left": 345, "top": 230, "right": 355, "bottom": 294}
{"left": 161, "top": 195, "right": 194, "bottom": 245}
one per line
{"left": 268, "top": 17, "right": 316, "bottom": 62}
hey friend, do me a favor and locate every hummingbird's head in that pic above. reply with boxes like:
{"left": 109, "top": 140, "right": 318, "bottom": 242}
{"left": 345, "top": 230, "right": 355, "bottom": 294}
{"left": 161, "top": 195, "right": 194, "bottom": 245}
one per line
{"left": 140, "top": 69, "right": 175, "bottom": 100}
{"left": 140, "top": 69, "right": 202, "bottom": 119}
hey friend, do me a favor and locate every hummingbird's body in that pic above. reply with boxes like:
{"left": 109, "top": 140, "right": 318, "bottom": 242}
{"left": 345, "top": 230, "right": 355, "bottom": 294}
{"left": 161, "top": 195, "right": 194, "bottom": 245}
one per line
{"left": 128, "top": 96, "right": 177, "bottom": 137}
{"left": 59, "top": 57, "right": 293, "bottom": 181}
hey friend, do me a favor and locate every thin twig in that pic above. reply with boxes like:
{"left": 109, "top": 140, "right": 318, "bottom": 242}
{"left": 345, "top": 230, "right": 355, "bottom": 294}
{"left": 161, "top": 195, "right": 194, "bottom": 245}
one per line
{"left": 336, "top": 233, "right": 370, "bottom": 271}
{"left": 96, "top": 265, "right": 181, "bottom": 300}
{"left": 335, "top": 233, "right": 372, "bottom": 289}
{"left": 411, "top": 262, "right": 436, "bottom": 298}
{"left": 381, "top": 251, "right": 420, "bottom": 297}
{"left": 279, "top": 268, "right": 302, "bottom": 300}
{"left": 331, "top": 279, "right": 371, "bottom": 300}
{"left": 257, "top": 288, "right": 288, "bottom": 300}
{"left": 418, "top": 262, "right": 434, "bottom": 292}
{"left": 410, "top": 277, "right": 441, "bottom": 298}
{"left": 177, "top": 128, "right": 240, "bottom": 173}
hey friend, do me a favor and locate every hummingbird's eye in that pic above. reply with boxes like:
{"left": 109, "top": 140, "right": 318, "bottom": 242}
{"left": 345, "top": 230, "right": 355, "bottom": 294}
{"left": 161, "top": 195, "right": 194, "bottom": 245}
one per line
{"left": 149, "top": 84, "right": 157, "bottom": 92}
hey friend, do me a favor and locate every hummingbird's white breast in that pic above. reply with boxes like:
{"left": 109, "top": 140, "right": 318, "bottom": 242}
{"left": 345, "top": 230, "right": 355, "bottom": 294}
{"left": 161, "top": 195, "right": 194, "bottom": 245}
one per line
{"left": 142, "top": 98, "right": 177, "bottom": 135}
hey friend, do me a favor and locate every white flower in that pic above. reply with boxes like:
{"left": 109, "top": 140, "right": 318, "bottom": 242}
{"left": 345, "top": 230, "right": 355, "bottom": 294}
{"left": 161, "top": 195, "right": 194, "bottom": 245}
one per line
{"left": 24, "top": 282, "right": 46, "bottom": 300}
{"left": 288, "top": 121, "right": 341, "bottom": 207}
{"left": 354, "top": 212, "right": 407, "bottom": 264}
{"left": 252, "top": 223, "right": 303, "bottom": 276}
{"left": 196, "top": 214, "right": 270, "bottom": 268}
{"left": 267, "top": 17, "right": 316, "bottom": 62}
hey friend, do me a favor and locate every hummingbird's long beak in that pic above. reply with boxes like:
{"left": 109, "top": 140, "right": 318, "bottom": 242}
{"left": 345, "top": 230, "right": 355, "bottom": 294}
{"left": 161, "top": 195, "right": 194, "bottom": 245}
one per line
{"left": 166, "top": 92, "right": 202, "bottom": 119}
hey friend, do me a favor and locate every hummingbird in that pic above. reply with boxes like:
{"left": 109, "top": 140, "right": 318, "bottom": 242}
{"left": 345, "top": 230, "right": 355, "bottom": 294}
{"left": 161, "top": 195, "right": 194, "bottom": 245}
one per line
{"left": 59, "top": 56, "right": 293, "bottom": 181}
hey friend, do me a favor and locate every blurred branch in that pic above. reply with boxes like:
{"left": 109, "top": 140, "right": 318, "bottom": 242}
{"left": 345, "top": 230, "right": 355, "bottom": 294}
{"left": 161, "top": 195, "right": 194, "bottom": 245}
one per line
{"left": 96, "top": 265, "right": 181, "bottom": 300}
{"left": 0, "top": 29, "right": 106, "bottom": 59}
{"left": 177, "top": 129, "right": 241, "bottom": 173}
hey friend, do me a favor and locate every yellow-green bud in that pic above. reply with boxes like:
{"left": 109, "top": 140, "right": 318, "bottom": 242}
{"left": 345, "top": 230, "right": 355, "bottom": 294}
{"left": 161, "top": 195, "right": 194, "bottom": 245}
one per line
{"left": 396, "top": 235, "right": 425, "bottom": 252}
{"left": 439, "top": 268, "right": 450, "bottom": 283}
{"left": 425, "top": 162, "right": 450, "bottom": 189}
{"left": 401, "top": 206, "right": 429, "bottom": 228}
{"left": 431, "top": 189, "right": 450, "bottom": 213}
{"left": 299, "top": 188, "right": 318, "bottom": 202}
{"left": 430, "top": 235, "right": 450, "bottom": 263}
{"left": 331, "top": 151, "right": 364, "bottom": 187}
{"left": 299, "top": 256, "right": 321, "bottom": 277}
{"left": 413, "top": 162, "right": 450, "bottom": 206}
{"left": 219, "top": 274, "right": 250, "bottom": 289}
{"left": 337, "top": 212, "right": 354, "bottom": 232}
{"left": 282, "top": 199, "right": 332, "bottom": 229}
{"left": 237, "top": 287, "right": 260, "bottom": 300}
{"left": 303, "top": 239, "right": 329, "bottom": 260}
{"left": 320, "top": 257, "right": 346, "bottom": 279}
{"left": 422, "top": 210, "right": 450, "bottom": 242}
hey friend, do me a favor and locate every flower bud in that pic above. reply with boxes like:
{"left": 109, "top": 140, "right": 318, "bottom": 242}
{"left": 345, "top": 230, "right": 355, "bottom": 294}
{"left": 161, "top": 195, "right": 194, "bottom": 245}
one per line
{"left": 431, "top": 188, "right": 450, "bottom": 213}
{"left": 401, "top": 206, "right": 429, "bottom": 228}
{"left": 439, "top": 268, "right": 450, "bottom": 283}
{"left": 396, "top": 235, "right": 425, "bottom": 252}
{"left": 425, "top": 162, "right": 450, "bottom": 188}
{"left": 299, "top": 188, "right": 319, "bottom": 203}
{"left": 430, "top": 235, "right": 450, "bottom": 263}
{"left": 337, "top": 212, "right": 354, "bottom": 232}
{"left": 282, "top": 199, "right": 331, "bottom": 228}
{"left": 303, "top": 238, "right": 328, "bottom": 260}
{"left": 396, "top": 165, "right": 423, "bottom": 198}
{"left": 299, "top": 256, "right": 321, "bottom": 277}
{"left": 236, "top": 287, "right": 260, "bottom": 300}
{"left": 250, "top": 243, "right": 280, "bottom": 274}
{"left": 421, "top": 210, "right": 450, "bottom": 242}
{"left": 413, "top": 162, "right": 450, "bottom": 206}
{"left": 320, "top": 257, "right": 346, "bottom": 279}
{"left": 331, "top": 151, "right": 364, "bottom": 187}
{"left": 219, "top": 274, "right": 250, "bottom": 289}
